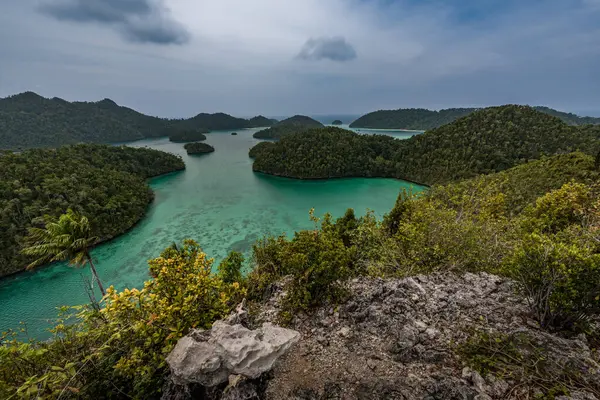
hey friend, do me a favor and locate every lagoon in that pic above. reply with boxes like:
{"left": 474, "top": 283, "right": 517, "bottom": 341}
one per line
{"left": 0, "top": 127, "right": 422, "bottom": 339}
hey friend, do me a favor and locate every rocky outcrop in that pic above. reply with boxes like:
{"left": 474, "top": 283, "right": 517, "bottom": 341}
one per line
{"left": 162, "top": 274, "right": 599, "bottom": 399}
{"left": 164, "top": 302, "right": 300, "bottom": 398}
{"left": 256, "top": 273, "right": 600, "bottom": 399}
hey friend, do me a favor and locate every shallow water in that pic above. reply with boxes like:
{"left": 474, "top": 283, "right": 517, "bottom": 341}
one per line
{"left": 0, "top": 127, "right": 423, "bottom": 339}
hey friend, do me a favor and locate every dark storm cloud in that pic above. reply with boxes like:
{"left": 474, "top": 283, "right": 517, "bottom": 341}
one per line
{"left": 297, "top": 37, "right": 357, "bottom": 62}
{"left": 39, "top": 0, "right": 190, "bottom": 45}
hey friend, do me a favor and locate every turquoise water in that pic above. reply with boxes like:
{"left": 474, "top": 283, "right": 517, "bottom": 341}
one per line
{"left": 0, "top": 127, "right": 422, "bottom": 339}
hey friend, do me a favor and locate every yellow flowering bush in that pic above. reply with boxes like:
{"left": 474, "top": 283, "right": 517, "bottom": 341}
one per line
{"left": 0, "top": 240, "right": 246, "bottom": 399}
{"left": 99, "top": 239, "right": 246, "bottom": 392}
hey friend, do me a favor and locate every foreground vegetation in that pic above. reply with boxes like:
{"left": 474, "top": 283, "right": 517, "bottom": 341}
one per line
{"left": 252, "top": 106, "right": 600, "bottom": 185}
{"left": 0, "top": 92, "right": 272, "bottom": 150}
{"left": 1, "top": 151, "right": 598, "bottom": 398}
{"left": 252, "top": 115, "right": 323, "bottom": 139}
{"left": 0, "top": 144, "right": 185, "bottom": 277}
{"left": 350, "top": 105, "right": 600, "bottom": 129}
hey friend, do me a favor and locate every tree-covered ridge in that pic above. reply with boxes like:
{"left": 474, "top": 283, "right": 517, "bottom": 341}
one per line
{"left": 430, "top": 152, "right": 600, "bottom": 216}
{"left": 168, "top": 130, "right": 208, "bottom": 143}
{"left": 253, "top": 115, "right": 324, "bottom": 139}
{"left": 247, "top": 115, "right": 278, "bottom": 128}
{"left": 184, "top": 142, "right": 215, "bottom": 155}
{"left": 533, "top": 106, "right": 600, "bottom": 126}
{"left": 398, "top": 105, "right": 600, "bottom": 184}
{"left": 350, "top": 108, "right": 477, "bottom": 130}
{"left": 0, "top": 144, "right": 185, "bottom": 277}
{"left": 350, "top": 105, "right": 600, "bottom": 130}
{"left": 251, "top": 106, "right": 600, "bottom": 185}
{"left": 0, "top": 92, "right": 270, "bottom": 150}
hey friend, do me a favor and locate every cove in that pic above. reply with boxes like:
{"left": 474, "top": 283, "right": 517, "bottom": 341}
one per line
{"left": 0, "top": 127, "right": 423, "bottom": 339}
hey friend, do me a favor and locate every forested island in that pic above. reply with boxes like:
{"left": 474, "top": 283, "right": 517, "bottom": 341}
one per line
{"left": 247, "top": 115, "right": 278, "bottom": 128}
{"left": 0, "top": 144, "right": 184, "bottom": 277}
{"left": 331, "top": 119, "right": 343, "bottom": 125}
{"left": 252, "top": 105, "right": 600, "bottom": 184}
{"left": 252, "top": 115, "right": 323, "bottom": 139}
{"left": 184, "top": 142, "right": 215, "bottom": 155}
{"left": 350, "top": 105, "right": 600, "bottom": 130}
{"left": 0, "top": 92, "right": 274, "bottom": 150}
{"left": 168, "top": 130, "right": 208, "bottom": 143}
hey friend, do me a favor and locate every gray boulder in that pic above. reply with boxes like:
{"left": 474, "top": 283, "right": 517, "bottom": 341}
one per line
{"left": 166, "top": 318, "right": 300, "bottom": 388}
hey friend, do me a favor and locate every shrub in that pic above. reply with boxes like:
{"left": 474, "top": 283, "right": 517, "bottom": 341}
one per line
{"left": 218, "top": 250, "right": 245, "bottom": 284}
{"left": 505, "top": 233, "right": 600, "bottom": 330}
{"left": 520, "top": 182, "right": 594, "bottom": 234}
{"left": 383, "top": 189, "right": 419, "bottom": 236}
{"left": 0, "top": 240, "right": 246, "bottom": 399}
{"left": 248, "top": 210, "right": 355, "bottom": 320}
{"left": 504, "top": 183, "right": 600, "bottom": 330}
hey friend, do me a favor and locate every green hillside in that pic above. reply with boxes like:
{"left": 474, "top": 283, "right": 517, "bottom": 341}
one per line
{"left": 253, "top": 115, "right": 323, "bottom": 139}
{"left": 350, "top": 108, "right": 475, "bottom": 130}
{"left": 350, "top": 105, "right": 600, "bottom": 130}
{"left": 252, "top": 106, "right": 600, "bottom": 184}
{"left": 0, "top": 144, "right": 185, "bottom": 277}
{"left": 0, "top": 92, "right": 269, "bottom": 150}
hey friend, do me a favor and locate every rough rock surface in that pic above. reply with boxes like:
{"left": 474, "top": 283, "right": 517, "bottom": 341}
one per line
{"left": 256, "top": 273, "right": 600, "bottom": 400}
{"left": 166, "top": 310, "right": 300, "bottom": 388}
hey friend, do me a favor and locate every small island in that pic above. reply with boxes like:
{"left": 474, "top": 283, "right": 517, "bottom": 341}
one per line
{"left": 169, "top": 130, "right": 208, "bottom": 143}
{"left": 231, "top": 132, "right": 238, "bottom": 136}
{"left": 331, "top": 120, "right": 343, "bottom": 125}
{"left": 184, "top": 142, "right": 215, "bottom": 155}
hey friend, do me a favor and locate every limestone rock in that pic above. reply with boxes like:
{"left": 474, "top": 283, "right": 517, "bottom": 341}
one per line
{"left": 166, "top": 317, "right": 300, "bottom": 388}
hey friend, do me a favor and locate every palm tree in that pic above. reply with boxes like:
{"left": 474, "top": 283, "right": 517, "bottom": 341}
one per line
{"left": 22, "top": 209, "right": 106, "bottom": 296}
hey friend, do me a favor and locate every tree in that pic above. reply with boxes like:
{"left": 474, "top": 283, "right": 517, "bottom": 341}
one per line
{"left": 22, "top": 209, "right": 106, "bottom": 296}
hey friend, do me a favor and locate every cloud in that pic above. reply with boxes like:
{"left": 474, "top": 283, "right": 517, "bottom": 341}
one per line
{"left": 297, "top": 37, "right": 357, "bottom": 62}
{"left": 39, "top": 0, "right": 189, "bottom": 45}
{"left": 2, "top": 0, "right": 600, "bottom": 116}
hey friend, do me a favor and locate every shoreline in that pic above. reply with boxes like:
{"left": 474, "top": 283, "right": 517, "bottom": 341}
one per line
{"left": 0, "top": 167, "right": 186, "bottom": 282}
{"left": 252, "top": 169, "right": 430, "bottom": 188}
{"left": 348, "top": 126, "right": 426, "bottom": 133}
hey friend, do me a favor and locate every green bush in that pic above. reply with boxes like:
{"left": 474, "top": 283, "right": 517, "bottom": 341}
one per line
{"left": 520, "top": 182, "right": 594, "bottom": 234}
{"left": 0, "top": 240, "right": 246, "bottom": 399}
{"left": 248, "top": 210, "right": 355, "bottom": 320}
{"left": 505, "top": 233, "right": 600, "bottom": 329}
{"left": 218, "top": 251, "right": 245, "bottom": 284}
{"left": 502, "top": 183, "right": 600, "bottom": 329}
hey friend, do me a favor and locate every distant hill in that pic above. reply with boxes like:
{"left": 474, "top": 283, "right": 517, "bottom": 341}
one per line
{"left": 253, "top": 115, "right": 323, "bottom": 139}
{"left": 350, "top": 108, "right": 475, "bottom": 130}
{"left": 396, "top": 105, "right": 600, "bottom": 184}
{"left": 251, "top": 105, "right": 600, "bottom": 185}
{"left": 0, "top": 92, "right": 269, "bottom": 150}
{"left": 168, "top": 130, "right": 208, "bottom": 143}
{"left": 247, "top": 116, "right": 278, "bottom": 128}
{"left": 532, "top": 107, "right": 600, "bottom": 126}
{"left": 350, "top": 106, "right": 600, "bottom": 130}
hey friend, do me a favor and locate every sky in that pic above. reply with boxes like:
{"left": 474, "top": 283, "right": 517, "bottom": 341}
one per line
{"left": 1, "top": 0, "right": 599, "bottom": 118}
